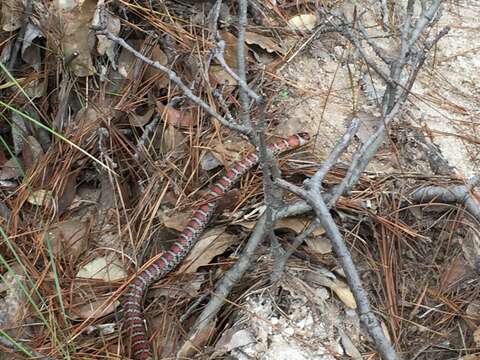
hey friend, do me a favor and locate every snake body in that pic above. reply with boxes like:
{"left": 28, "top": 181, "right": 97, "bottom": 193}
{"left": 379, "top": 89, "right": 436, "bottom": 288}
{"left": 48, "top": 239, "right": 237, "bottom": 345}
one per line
{"left": 123, "top": 132, "right": 311, "bottom": 360}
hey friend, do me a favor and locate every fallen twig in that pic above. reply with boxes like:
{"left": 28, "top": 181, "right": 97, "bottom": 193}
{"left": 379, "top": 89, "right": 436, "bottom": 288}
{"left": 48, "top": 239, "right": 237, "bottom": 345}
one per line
{"left": 271, "top": 117, "right": 361, "bottom": 281}
{"left": 274, "top": 177, "right": 400, "bottom": 360}
{"left": 236, "top": 0, "right": 251, "bottom": 128}
{"left": 93, "top": 29, "right": 252, "bottom": 137}
{"left": 411, "top": 184, "right": 480, "bottom": 222}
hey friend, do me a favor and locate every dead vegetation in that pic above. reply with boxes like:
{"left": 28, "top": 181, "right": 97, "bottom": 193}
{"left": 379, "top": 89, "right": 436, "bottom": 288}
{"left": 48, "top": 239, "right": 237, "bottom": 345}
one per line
{"left": 0, "top": 0, "right": 479, "bottom": 359}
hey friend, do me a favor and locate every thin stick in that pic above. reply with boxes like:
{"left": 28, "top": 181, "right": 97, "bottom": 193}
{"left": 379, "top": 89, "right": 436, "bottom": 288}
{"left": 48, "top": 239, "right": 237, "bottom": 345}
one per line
{"left": 411, "top": 185, "right": 480, "bottom": 222}
{"left": 274, "top": 178, "right": 400, "bottom": 360}
{"left": 94, "top": 29, "right": 252, "bottom": 137}
{"left": 213, "top": 39, "right": 261, "bottom": 102}
{"left": 236, "top": 0, "right": 252, "bottom": 128}
{"left": 271, "top": 117, "right": 360, "bottom": 281}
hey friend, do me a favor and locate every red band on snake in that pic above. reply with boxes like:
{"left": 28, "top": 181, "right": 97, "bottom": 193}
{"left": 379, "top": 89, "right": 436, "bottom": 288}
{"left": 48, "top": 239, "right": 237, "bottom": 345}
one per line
{"left": 123, "top": 133, "right": 311, "bottom": 360}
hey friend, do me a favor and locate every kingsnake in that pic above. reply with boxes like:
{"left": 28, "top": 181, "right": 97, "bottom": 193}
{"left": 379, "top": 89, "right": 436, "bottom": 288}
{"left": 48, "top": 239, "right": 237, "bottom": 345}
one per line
{"left": 122, "top": 132, "right": 311, "bottom": 360}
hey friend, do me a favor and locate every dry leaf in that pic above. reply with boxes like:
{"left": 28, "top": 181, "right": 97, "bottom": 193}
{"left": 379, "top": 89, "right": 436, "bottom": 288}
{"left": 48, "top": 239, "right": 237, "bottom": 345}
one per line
{"left": 218, "top": 31, "right": 239, "bottom": 69}
{"left": 21, "top": 23, "right": 43, "bottom": 71}
{"left": 98, "top": 172, "right": 116, "bottom": 211}
{"left": 241, "top": 217, "right": 324, "bottom": 235}
{"left": 245, "top": 32, "right": 286, "bottom": 54}
{"left": 152, "top": 274, "right": 204, "bottom": 300}
{"left": 160, "top": 123, "right": 187, "bottom": 154}
{"left": 274, "top": 217, "right": 308, "bottom": 233}
{"left": 179, "top": 227, "right": 235, "bottom": 273}
{"left": 150, "top": 312, "right": 184, "bottom": 357}
{"left": 305, "top": 271, "right": 356, "bottom": 309}
{"left": 330, "top": 278, "right": 356, "bottom": 309}
{"left": 157, "top": 102, "right": 197, "bottom": 128}
{"left": 200, "top": 150, "right": 222, "bottom": 171}
{"left": 460, "top": 356, "right": 480, "bottom": 360}
{"left": 238, "top": 220, "right": 257, "bottom": 230}
{"left": 1, "top": 0, "right": 23, "bottom": 31}
{"left": 129, "top": 105, "right": 155, "bottom": 127}
{"left": 209, "top": 65, "right": 238, "bottom": 87}
{"left": 0, "top": 158, "right": 21, "bottom": 180}
{"left": 70, "top": 296, "right": 119, "bottom": 320}
{"left": 209, "top": 136, "right": 251, "bottom": 163}
{"left": 24, "top": 77, "right": 47, "bottom": 99}
{"left": 76, "top": 256, "right": 127, "bottom": 281}
{"left": 162, "top": 210, "right": 191, "bottom": 232}
{"left": 57, "top": 0, "right": 97, "bottom": 76}
{"left": 0, "top": 145, "right": 6, "bottom": 165}
{"left": 288, "top": 14, "right": 317, "bottom": 31}
{"left": 57, "top": 172, "right": 78, "bottom": 215}
{"left": 127, "top": 89, "right": 156, "bottom": 128}
{"left": 27, "top": 189, "right": 53, "bottom": 206}
{"left": 461, "top": 225, "right": 480, "bottom": 270}
{"left": 178, "top": 318, "right": 216, "bottom": 358}
{"left": 117, "top": 42, "right": 138, "bottom": 79}
{"left": 215, "top": 327, "right": 255, "bottom": 353}
{"left": 144, "top": 45, "right": 169, "bottom": 89}
{"left": 338, "top": 328, "right": 362, "bottom": 360}
{"left": 85, "top": 323, "right": 116, "bottom": 336}
{"left": 0, "top": 202, "right": 10, "bottom": 221}
{"left": 216, "top": 188, "right": 240, "bottom": 213}
{"left": 22, "top": 136, "right": 43, "bottom": 173}
{"left": 76, "top": 184, "right": 101, "bottom": 204}
{"left": 95, "top": 13, "right": 121, "bottom": 67}
{"left": 474, "top": 327, "right": 480, "bottom": 347}
{"left": 305, "top": 236, "right": 331, "bottom": 254}
{"left": 11, "top": 111, "right": 28, "bottom": 155}
{"left": 0, "top": 265, "right": 27, "bottom": 334}
{"left": 440, "top": 255, "right": 472, "bottom": 290}
{"left": 44, "top": 219, "right": 89, "bottom": 259}
{"left": 466, "top": 300, "right": 480, "bottom": 320}
{"left": 75, "top": 107, "right": 100, "bottom": 127}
